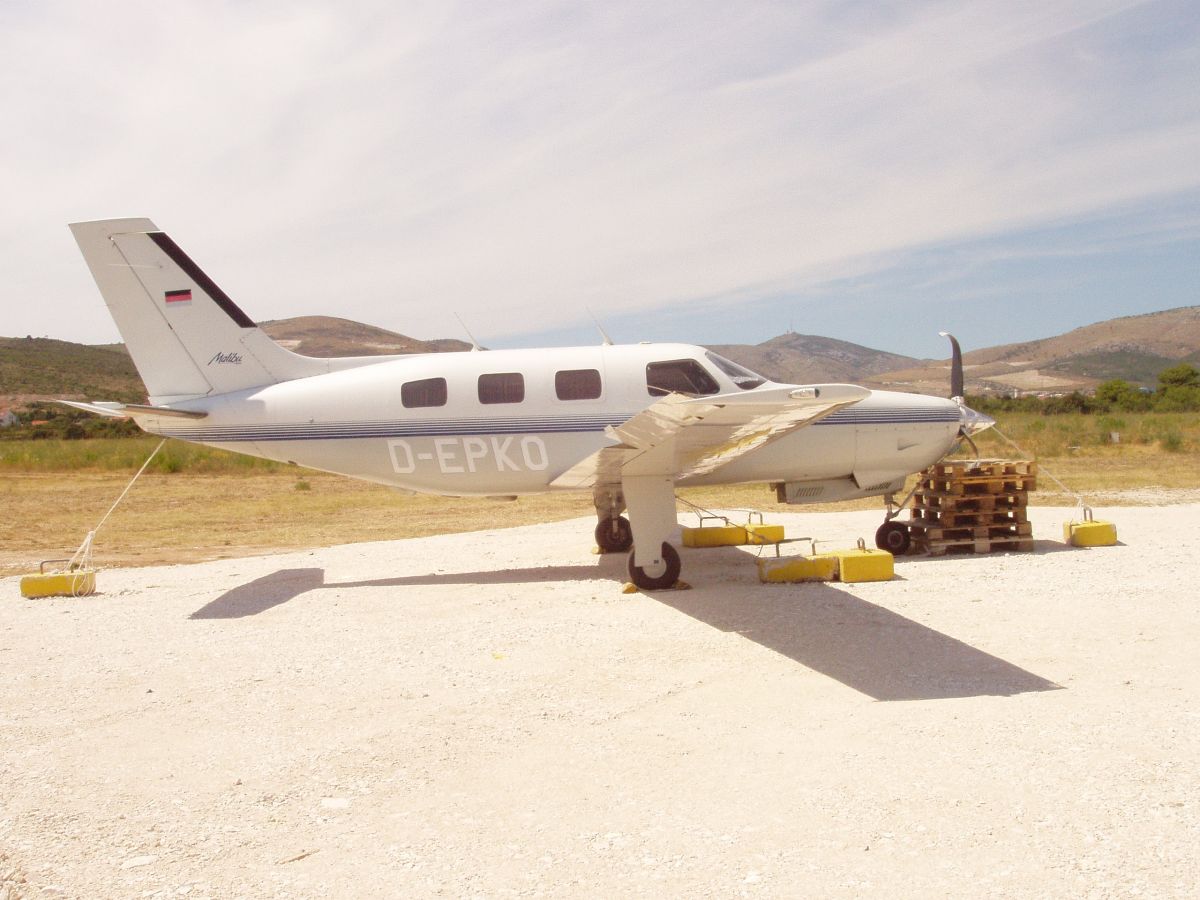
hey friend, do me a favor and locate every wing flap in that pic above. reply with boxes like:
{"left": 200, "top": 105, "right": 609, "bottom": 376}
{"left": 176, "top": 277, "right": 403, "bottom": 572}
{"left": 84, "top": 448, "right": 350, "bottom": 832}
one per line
{"left": 550, "top": 384, "right": 867, "bottom": 488}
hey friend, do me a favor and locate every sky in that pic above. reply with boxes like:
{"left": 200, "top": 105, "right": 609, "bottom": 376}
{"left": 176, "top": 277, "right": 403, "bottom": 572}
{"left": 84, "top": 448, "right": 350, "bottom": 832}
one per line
{"left": 2, "top": 0, "right": 1198, "bottom": 359}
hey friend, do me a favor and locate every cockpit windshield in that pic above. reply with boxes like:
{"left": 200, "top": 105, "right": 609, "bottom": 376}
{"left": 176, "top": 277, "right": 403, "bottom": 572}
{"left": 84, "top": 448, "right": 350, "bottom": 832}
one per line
{"left": 705, "top": 352, "right": 767, "bottom": 390}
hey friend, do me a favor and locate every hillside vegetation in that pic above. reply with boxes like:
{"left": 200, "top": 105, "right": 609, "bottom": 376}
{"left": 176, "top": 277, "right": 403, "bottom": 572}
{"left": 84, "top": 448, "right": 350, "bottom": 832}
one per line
{"left": 0, "top": 337, "right": 144, "bottom": 400}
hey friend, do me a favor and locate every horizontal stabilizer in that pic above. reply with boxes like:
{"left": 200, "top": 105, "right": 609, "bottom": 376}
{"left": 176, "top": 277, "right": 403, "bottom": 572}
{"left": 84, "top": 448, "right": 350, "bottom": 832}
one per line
{"left": 58, "top": 400, "right": 207, "bottom": 420}
{"left": 57, "top": 400, "right": 129, "bottom": 418}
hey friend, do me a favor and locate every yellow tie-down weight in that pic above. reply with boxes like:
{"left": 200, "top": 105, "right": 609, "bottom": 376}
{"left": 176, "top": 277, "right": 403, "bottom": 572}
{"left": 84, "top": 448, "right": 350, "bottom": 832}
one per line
{"left": 1063, "top": 507, "right": 1118, "bottom": 547}
{"left": 20, "top": 559, "right": 97, "bottom": 598}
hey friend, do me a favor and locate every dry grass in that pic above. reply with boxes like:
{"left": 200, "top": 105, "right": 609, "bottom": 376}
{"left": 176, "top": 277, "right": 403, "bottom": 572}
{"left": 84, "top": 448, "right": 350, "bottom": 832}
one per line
{"left": 0, "top": 472, "right": 597, "bottom": 577}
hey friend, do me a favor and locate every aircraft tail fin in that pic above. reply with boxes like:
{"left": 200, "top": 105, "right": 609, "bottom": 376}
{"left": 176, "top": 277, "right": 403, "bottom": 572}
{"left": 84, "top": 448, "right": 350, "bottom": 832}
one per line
{"left": 70, "top": 218, "right": 346, "bottom": 404}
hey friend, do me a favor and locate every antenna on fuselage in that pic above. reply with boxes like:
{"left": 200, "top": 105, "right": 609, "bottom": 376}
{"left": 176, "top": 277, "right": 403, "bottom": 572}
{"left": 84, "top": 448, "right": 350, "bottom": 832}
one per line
{"left": 585, "top": 306, "right": 614, "bottom": 346}
{"left": 455, "top": 313, "right": 484, "bottom": 352}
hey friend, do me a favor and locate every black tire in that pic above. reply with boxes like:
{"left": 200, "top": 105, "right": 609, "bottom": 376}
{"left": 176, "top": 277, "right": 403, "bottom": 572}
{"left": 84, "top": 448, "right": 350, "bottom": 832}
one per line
{"left": 595, "top": 516, "right": 633, "bottom": 553}
{"left": 875, "top": 521, "right": 911, "bottom": 554}
{"left": 627, "top": 542, "right": 681, "bottom": 591}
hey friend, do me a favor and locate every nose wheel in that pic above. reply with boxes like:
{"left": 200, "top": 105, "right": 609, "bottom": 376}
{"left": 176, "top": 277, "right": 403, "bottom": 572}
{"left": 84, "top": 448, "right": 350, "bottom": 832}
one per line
{"left": 875, "top": 520, "right": 912, "bottom": 554}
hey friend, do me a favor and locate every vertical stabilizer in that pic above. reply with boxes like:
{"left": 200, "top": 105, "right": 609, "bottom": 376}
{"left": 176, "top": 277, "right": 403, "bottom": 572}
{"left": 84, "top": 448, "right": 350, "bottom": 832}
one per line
{"left": 70, "top": 218, "right": 343, "bottom": 404}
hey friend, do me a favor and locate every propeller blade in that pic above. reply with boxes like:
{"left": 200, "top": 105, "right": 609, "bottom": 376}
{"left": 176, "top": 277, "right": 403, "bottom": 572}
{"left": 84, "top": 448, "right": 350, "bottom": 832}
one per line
{"left": 938, "top": 331, "right": 964, "bottom": 399}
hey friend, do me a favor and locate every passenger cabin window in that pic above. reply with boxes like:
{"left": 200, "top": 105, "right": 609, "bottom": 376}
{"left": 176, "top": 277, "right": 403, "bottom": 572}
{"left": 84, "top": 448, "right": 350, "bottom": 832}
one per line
{"left": 478, "top": 372, "right": 525, "bottom": 404}
{"left": 555, "top": 368, "right": 602, "bottom": 400}
{"left": 401, "top": 377, "right": 447, "bottom": 408}
{"left": 646, "top": 359, "right": 721, "bottom": 396}
{"left": 705, "top": 352, "right": 767, "bottom": 390}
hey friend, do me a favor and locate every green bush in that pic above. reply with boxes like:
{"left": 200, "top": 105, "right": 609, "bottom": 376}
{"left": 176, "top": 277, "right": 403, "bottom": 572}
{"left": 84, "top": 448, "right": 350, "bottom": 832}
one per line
{"left": 1158, "top": 363, "right": 1199, "bottom": 389}
{"left": 1161, "top": 430, "right": 1184, "bottom": 452}
{"left": 1157, "top": 385, "right": 1200, "bottom": 412}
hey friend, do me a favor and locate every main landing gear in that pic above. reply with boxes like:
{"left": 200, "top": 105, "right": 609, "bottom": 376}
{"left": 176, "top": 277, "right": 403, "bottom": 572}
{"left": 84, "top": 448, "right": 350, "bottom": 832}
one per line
{"left": 594, "top": 478, "right": 683, "bottom": 591}
{"left": 594, "top": 515, "right": 633, "bottom": 553}
{"left": 595, "top": 511, "right": 679, "bottom": 590}
{"left": 627, "top": 542, "right": 681, "bottom": 591}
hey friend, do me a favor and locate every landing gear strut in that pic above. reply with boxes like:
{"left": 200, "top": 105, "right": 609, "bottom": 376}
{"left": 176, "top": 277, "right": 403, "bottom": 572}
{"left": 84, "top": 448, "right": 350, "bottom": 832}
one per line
{"left": 627, "top": 542, "right": 681, "bottom": 591}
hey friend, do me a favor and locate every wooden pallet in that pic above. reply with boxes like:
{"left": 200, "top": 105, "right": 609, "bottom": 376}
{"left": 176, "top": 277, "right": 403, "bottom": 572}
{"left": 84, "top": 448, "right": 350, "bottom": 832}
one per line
{"left": 919, "top": 475, "right": 1038, "bottom": 495}
{"left": 908, "top": 458, "right": 1036, "bottom": 555}
{"left": 923, "top": 459, "right": 1037, "bottom": 479}
{"left": 911, "top": 490, "right": 1028, "bottom": 512}
{"left": 923, "top": 536, "right": 1036, "bottom": 556}
{"left": 909, "top": 509, "right": 1026, "bottom": 528}
{"left": 908, "top": 521, "right": 1033, "bottom": 541}
{"left": 918, "top": 459, "right": 1037, "bottom": 496}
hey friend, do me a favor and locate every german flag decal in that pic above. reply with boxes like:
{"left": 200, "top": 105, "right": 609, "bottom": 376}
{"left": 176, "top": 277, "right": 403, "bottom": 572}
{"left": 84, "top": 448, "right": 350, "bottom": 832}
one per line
{"left": 165, "top": 289, "right": 192, "bottom": 306}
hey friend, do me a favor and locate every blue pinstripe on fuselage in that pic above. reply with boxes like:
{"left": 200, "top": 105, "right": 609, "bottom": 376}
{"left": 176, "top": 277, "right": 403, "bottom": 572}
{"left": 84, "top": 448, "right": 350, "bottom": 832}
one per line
{"left": 152, "top": 406, "right": 958, "bottom": 443}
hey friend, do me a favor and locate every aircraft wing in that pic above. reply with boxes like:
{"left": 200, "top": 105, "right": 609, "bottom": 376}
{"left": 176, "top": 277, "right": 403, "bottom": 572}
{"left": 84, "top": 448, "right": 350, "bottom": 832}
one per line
{"left": 550, "top": 384, "right": 868, "bottom": 489}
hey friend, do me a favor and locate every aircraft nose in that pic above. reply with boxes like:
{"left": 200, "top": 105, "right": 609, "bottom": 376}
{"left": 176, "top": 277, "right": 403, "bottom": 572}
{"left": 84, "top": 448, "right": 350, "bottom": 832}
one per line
{"left": 958, "top": 402, "right": 995, "bottom": 435}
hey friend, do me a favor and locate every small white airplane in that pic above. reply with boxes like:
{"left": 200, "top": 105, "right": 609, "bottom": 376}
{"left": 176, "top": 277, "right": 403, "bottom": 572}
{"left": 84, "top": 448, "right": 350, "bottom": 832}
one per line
{"left": 66, "top": 218, "right": 994, "bottom": 589}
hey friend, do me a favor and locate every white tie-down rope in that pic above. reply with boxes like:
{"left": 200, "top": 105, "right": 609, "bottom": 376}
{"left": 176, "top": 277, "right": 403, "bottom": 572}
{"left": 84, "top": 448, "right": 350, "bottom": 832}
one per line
{"left": 988, "top": 426, "right": 1087, "bottom": 511}
{"left": 66, "top": 438, "right": 168, "bottom": 573}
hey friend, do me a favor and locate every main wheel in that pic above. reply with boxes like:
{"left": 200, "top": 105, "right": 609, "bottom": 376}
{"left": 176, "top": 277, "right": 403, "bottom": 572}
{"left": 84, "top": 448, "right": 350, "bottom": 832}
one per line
{"left": 627, "top": 542, "right": 681, "bottom": 591}
{"left": 595, "top": 515, "right": 633, "bottom": 553}
{"left": 875, "top": 520, "right": 912, "bottom": 554}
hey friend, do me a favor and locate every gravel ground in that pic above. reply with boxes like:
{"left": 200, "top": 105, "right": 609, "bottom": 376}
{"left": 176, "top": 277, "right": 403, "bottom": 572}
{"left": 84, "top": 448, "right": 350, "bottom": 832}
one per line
{"left": 2, "top": 505, "right": 1198, "bottom": 898}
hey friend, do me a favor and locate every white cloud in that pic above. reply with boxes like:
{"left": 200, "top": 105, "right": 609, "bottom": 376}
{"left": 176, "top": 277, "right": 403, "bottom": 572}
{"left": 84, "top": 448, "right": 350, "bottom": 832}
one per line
{"left": 1, "top": 0, "right": 1197, "bottom": 346}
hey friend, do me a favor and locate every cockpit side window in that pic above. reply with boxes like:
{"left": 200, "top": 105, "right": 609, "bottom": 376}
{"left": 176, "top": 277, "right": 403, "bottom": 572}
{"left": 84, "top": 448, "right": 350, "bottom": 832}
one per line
{"left": 705, "top": 352, "right": 767, "bottom": 390}
{"left": 646, "top": 359, "right": 721, "bottom": 397}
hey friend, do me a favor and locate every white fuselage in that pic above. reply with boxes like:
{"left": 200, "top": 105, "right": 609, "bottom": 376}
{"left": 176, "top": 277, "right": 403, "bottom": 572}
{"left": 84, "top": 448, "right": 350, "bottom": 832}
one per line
{"left": 138, "top": 343, "right": 963, "bottom": 502}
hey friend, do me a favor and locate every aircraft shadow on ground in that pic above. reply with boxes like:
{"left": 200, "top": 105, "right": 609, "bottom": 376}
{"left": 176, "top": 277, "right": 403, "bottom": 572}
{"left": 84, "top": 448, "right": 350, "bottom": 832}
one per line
{"left": 190, "top": 568, "right": 327, "bottom": 619}
{"left": 189, "top": 560, "right": 624, "bottom": 619}
{"left": 654, "top": 579, "right": 1062, "bottom": 702}
{"left": 192, "top": 560, "right": 1061, "bottom": 703}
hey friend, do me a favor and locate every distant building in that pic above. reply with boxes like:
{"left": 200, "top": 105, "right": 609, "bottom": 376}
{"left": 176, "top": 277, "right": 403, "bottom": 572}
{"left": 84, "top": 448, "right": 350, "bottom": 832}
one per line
{"left": 0, "top": 409, "right": 19, "bottom": 428}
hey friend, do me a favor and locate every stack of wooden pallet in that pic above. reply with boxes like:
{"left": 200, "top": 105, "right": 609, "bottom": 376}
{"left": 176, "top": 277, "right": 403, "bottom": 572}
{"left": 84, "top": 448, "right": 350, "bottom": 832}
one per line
{"left": 908, "top": 459, "right": 1037, "bottom": 556}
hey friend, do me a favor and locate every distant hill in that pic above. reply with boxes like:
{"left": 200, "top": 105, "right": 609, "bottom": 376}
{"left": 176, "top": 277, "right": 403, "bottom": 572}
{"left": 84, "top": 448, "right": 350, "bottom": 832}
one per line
{"left": 258, "top": 316, "right": 471, "bottom": 357}
{"left": 872, "top": 306, "right": 1200, "bottom": 394}
{"left": 711, "top": 333, "right": 921, "bottom": 385}
{"left": 5, "top": 306, "right": 1200, "bottom": 408}
{"left": 1, "top": 317, "right": 472, "bottom": 406}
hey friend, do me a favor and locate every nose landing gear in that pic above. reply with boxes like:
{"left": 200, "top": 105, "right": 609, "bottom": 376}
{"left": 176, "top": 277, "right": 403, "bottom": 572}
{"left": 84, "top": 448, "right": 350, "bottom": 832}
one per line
{"left": 875, "top": 520, "right": 912, "bottom": 554}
